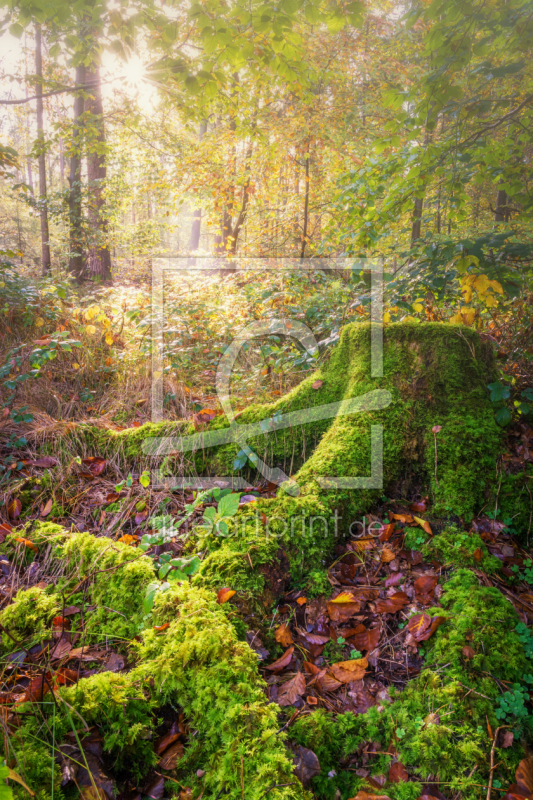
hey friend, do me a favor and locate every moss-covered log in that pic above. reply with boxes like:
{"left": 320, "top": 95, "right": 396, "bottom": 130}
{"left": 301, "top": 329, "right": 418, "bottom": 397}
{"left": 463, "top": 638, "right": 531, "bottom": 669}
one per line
{"left": 31, "top": 322, "right": 506, "bottom": 594}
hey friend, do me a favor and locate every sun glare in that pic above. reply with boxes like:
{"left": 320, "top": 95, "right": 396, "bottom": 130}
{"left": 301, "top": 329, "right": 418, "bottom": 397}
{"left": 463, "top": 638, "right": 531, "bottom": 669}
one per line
{"left": 123, "top": 54, "right": 145, "bottom": 85}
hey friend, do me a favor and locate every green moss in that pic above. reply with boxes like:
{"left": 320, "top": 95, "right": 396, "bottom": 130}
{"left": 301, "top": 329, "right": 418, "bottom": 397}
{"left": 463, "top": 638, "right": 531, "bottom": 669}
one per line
{"left": 190, "top": 323, "right": 502, "bottom": 587}
{"left": 0, "top": 586, "right": 59, "bottom": 649}
{"left": 3, "top": 536, "right": 302, "bottom": 800}
{"left": 428, "top": 568, "right": 529, "bottom": 683}
{"left": 499, "top": 468, "right": 533, "bottom": 542}
{"left": 291, "top": 567, "right": 531, "bottom": 800}
{"left": 405, "top": 525, "right": 501, "bottom": 573}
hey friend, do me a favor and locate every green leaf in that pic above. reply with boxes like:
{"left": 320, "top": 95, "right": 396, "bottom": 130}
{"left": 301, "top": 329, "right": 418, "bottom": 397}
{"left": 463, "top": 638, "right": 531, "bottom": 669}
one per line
{"left": 488, "top": 382, "right": 510, "bottom": 403}
{"left": 495, "top": 407, "right": 511, "bottom": 427}
{"left": 218, "top": 492, "right": 240, "bottom": 518}
{"left": 140, "top": 471, "right": 150, "bottom": 488}
{"left": 9, "top": 23, "right": 24, "bottom": 38}
{"left": 233, "top": 449, "right": 248, "bottom": 470}
{"left": 144, "top": 582, "right": 160, "bottom": 615}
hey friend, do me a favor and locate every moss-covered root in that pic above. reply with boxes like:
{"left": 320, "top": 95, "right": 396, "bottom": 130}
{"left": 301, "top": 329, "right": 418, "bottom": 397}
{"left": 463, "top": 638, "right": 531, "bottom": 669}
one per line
{"left": 290, "top": 568, "right": 533, "bottom": 800}
{"left": 1, "top": 525, "right": 302, "bottom": 800}
{"left": 193, "top": 321, "right": 503, "bottom": 592}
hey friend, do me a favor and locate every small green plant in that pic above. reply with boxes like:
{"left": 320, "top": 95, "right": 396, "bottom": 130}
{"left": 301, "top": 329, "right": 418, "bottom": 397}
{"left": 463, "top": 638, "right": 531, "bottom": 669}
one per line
{"left": 516, "top": 623, "right": 533, "bottom": 659}
{"left": 323, "top": 637, "right": 349, "bottom": 664}
{"left": 194, "top": 490, "right": 241, "bottom": 548}
{"left": 495, "top": 684, "right": 530, "bottom": 724}
{"left": 511, "top": 560, "right": 533, "bottom": 586}
{"left": 349, "top": 648, "right": 362, "bottom": 659}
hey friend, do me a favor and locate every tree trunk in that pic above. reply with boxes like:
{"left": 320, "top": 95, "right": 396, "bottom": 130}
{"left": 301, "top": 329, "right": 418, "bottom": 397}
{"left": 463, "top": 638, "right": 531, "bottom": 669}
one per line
{"left": 188, "top": 120, "right": 207, "bottom": 257}
{"left": 411, "top": 195, "right": 423, "bottom": 245}
{"left": 35, "top": 23, "right": 51, "bottom": 276}
{"left": 494, "top": 186, "right": 508, "bottom": 222}
{"left": 25, "top": 87, "right": 34, "bottom": 194}
{"left": 300, "top": 149, "right": 310, "bottom": 258}
{"left": 68, "top": 63, "right": 86, "bottom": 281}
{"left": 84, "top": 62, "right": 112, "bottom": 282}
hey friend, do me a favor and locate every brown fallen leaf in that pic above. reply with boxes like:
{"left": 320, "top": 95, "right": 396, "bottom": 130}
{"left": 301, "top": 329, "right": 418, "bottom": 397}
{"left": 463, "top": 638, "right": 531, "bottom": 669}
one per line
{"left": 391, "top": 512, "right": 414, "bottom": 524}
{"left": 312, "top": 380, "right": 323, "bottom": 390}
{"left": 277, "top": 672, "right": 306, "bottom": 706}
{"left": 27, "top": 457, "right": 58, "bottom": 468}
{"left": 155, "top": 721, "right": 181, "bottom": 755}
{"left": 350, "top": 624, "right": 380, "bottom": 653}
{"left": 516, "top": 757, "right": 533, "bottom": 796}
{"left": 303, "top": 632, "right": 330, "bottom": 645}
{"left": 217, "top": 588, "right": 236, "bottom": 604}
{"left": 80, "top": 456, "right": 107, "bottom": 477}
{"left": 413, "top": 516, "right": 433, "bottom": 535}
{"left": 388, "top": 761, "right": 408, "bottom": 783}
{"left": 378, "top": 522, "right": 395, "bottom": 542}
{"left": 375, "top": 592, "right": 409, "bottom": 613}
{"left": 50, "top": 637, "right": 73, "bottom": 660}
{"left": 348, "top": 792, "right": 391, "bottom": 800}
{"left": 327, "top": 600, "right": 361, "bottom": 622}
{"left": 417, "top": 616, "right": 446, "bottom": 642}
{"left": 54, "top": 668, "right": 79, "bottom": 686}
{"left": 501, "top": 730, "right": 514, "bottom": 748}
{"left": 410, "top": 500, "right": 427, "bottom": 513}
{"left": 40, "top": 498, "right": 53, "bottom": 517}
{"left": 408, "top": 613, "right": 432, "bottom": 641}
{"left": 292, "top": 744, "right": 321, "bottom": 786}
{"left": 67, "top": 646, "right": 102, "bottom": 661}
{"left": 159, "top": 740, "right": 184, "bottom": 770}
{"left": 462, "top": 645, "right": 475, "bottom": 659}
{"left": 414, "top": 575, "right": 438, "bottom": 602}
{"left": 329, "top": 657, "right": 368, "bottom": 684}
{"left": 381, "top": 547, "right": 396, "bottom": 563}
{"left": 7, "top": 498, "right": 22, "bottom": 520}
{"left": 318, "top": 671, "right": 343, "bottom": 693}
{"left": 296, "top": 596, "right": 307, "bottom": 605}
{"left": 473, "top": 547, "right": 483, "bottom": 561}
{"left": 14, "top": 537, "right": 38, "bottom": 552}
{"left": 266, "top": 646, "right": 294, "bottom": 671}
{"left": 134, "top": 508, "right": 148, "bottom": 525}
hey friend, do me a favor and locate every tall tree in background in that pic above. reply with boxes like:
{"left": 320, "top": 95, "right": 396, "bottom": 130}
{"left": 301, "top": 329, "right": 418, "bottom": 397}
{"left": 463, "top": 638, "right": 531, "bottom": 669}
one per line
{"left": 188, "top": 119, "right": 207, "bottom": 255}
{"left": 68, "top": 62, "right": 85, "bottom": 280}
{"left": 85, "top": 57, "right": 112, "bottom": 282}
{"left": 34, "top": 23, "right": 51, "bottom": 275}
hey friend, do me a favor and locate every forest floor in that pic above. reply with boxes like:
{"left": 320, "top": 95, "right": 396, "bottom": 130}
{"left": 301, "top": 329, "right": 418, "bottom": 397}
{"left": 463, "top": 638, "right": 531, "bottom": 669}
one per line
{"left": 1, "top": 274, "right": 533, "bottom": 800}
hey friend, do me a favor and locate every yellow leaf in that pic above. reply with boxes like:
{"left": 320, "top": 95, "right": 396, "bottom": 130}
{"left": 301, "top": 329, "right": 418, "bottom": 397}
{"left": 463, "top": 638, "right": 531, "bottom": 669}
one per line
{"left": 473, "top": 274, "right": 490, "bottom": 294}
{"left": 489, "top": 279, "right": 504, "bottom": 294}
{"left": 412, "top": 302, "right": 424, "bottom": 313}
{"left": 85, "top": 325, "right": 97, "bottom": 335}
{"left": 461, "top": 308, "right": 475, "bottom": 326}
{"left": 462, "top": 285, "right": 473, "bottom": 303}
{"left": 449, "top": 313, "right": 462, "bottom": 324}
{"left": 105, "top": 332, "right": 114, "bottom": 346}
{"left": 485, "top": 294, "right": 497, "bottom": 307}
{"left": 35, "top": 317, "right": 45, "bottom": 327}
{"left": 383, "top": 311, "right": 391, "bottom": 323}
{"left": 7, "top": 767, "right": 35, "bottom": 796}
{"left": 72, "top": 363, "right": 80, "bottom": 369}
